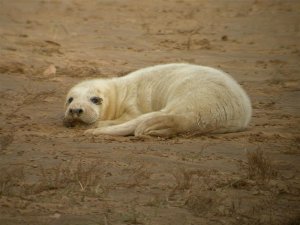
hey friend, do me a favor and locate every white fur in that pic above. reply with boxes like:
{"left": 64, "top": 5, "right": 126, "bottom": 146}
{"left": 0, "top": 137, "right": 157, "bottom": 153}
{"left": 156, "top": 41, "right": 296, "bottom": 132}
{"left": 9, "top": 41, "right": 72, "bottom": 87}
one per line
{"left": 64, "top": 63, "right": 252, "bottom": 137}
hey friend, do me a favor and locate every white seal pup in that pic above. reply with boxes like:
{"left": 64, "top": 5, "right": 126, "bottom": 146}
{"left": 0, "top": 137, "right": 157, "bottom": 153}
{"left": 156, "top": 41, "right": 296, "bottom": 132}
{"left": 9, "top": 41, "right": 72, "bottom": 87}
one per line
{"left": 63, "top": 63, "right": 252, "bottom": 137}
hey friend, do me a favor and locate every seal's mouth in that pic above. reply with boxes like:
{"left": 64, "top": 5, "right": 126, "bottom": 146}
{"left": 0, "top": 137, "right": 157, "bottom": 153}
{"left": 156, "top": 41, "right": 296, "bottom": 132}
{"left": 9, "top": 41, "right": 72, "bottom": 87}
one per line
{"left": 63, "top": 117, "right": 86, "bottom": 128}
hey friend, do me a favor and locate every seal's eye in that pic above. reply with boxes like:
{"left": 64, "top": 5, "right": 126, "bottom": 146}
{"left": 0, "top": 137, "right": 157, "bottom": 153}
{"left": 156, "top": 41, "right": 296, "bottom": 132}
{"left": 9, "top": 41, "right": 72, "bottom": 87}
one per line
{"left": 68, "top": 97, "right": 73, "bottom": 104}
{"left": 90, "top": 96, "right": 102, "bottom": 105}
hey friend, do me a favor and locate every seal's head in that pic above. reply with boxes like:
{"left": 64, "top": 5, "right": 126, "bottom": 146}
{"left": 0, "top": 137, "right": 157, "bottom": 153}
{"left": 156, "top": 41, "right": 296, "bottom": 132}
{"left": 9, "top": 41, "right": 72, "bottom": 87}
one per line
{"left": 63, "top": 80, "right": 104, "bottom": 127}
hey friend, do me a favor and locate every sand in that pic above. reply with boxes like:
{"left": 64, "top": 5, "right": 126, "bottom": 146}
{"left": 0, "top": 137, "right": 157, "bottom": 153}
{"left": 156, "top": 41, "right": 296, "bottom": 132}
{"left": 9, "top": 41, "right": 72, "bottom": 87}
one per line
{"left": 0, "top": 0, "right": 299, "bottom": 224}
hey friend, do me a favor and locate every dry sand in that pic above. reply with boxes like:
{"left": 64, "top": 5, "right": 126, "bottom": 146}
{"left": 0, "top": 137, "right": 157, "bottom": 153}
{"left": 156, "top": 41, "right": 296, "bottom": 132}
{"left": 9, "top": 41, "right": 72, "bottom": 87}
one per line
{"left": 0, "top": 0, "right": 299, "bottom": 224}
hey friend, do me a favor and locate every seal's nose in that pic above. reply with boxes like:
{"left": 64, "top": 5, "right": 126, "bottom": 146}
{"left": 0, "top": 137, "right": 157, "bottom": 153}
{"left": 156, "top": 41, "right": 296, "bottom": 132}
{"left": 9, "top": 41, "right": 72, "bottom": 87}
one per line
{"left": 69, "top": 108, "right": 84, "bottom": 116}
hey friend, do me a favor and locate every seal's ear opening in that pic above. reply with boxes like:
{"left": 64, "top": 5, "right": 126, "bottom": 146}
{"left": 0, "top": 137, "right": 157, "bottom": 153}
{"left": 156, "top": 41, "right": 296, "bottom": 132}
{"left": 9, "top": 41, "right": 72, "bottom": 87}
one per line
{"left": 90, "top": 96, "right": 103, "bottom": 105}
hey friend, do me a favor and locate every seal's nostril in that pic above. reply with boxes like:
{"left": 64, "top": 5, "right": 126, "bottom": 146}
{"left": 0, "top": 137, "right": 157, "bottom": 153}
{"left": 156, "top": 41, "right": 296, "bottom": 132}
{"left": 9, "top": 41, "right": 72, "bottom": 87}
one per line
{"left": 69, "top": 108, "right": 83, "bottom": 116}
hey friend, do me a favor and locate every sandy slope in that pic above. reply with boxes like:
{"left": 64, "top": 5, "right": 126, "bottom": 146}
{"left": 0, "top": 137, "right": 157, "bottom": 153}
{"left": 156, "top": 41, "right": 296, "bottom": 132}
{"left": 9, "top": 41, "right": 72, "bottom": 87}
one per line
{"left": 0, "top": 0, "right": 299, "bottom": 224}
